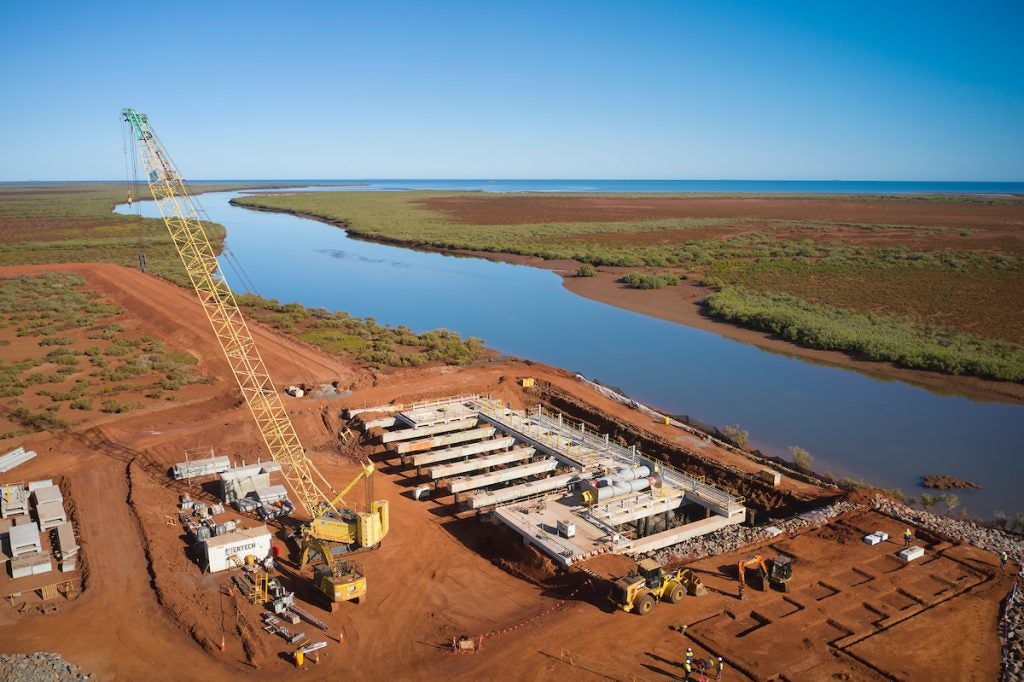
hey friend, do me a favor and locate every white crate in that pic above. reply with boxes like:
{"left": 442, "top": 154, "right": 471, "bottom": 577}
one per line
{"left": 863, "top": 533, "right": 882, "bottom": 546}
{"left": 898, "top": 546, "right": 925, "bottom": 562}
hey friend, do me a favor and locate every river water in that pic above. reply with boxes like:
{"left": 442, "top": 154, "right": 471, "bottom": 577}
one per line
{"left": 118, "top": 184, "right": 1024, "bottom": 519}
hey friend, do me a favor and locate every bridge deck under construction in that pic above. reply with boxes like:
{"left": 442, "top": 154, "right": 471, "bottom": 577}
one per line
{"left": 356, "top": 395, "right": 747, "bottom": 568}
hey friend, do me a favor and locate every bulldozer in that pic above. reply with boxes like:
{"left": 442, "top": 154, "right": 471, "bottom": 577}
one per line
{"left": 737, "top": 554, "right": 794, "bottom": 598}
{"left": 608, "top": 558, "right": 706, "bottom": 615}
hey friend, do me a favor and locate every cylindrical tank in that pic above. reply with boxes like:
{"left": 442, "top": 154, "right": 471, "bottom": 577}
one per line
{"left": 616, "top": 466, "right": 651, "bottom": 481}
{"left": 626, "top": 477, "right": 652, "bottom": 493}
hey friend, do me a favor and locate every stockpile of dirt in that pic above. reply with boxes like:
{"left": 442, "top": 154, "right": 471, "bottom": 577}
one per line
{"left": 0, "top": 653, "right": 89, "bottom": 681}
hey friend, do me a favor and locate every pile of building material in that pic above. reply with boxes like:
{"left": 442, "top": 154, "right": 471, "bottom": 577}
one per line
{"left": 218, "top": 462, "right": 282, "bottom": 503}
{"left": 262, "top": 612, "right": 307, "bottom": 645}
{"left": 1, "top": 484, "right": 29, "bottom": 518}
{"left": 0, "top": 447, "right": 37, "bottom": 473}
{"left": 32, "top": 485, "right": 67, "bottom": 531}
{"left": 6, "top": 522, "right": 53, "bottom": 579}
{"left": 171, "top": 455, "right": 231, "bottom": 481}
{"left": 8, "top": 523, "right": 42, "bottom": 558}
{"left": 9, "top": 551, "right": 52, "bottom": 579}
{"left": 54, "top": 521, "right": 78, "bottom": 572}
{"left": 251, "top": 485, "right": 292, "bottom": 520}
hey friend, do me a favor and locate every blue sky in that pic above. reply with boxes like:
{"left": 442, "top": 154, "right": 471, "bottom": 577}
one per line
{"left": 1, "top": 1, "right": 1022, "bottom": 181}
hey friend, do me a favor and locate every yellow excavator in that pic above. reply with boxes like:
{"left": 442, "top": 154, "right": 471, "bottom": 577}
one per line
{"left": 737, "top": 554, "right": 794, "bottom": 597}
{"left": 122, "top": 109, "right": 388, "bottom": 608}
{"left": 304, "top": 537, "right": 367, "bottom": 610}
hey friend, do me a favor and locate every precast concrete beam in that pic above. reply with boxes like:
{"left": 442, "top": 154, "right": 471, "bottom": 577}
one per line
{"left": 447, "top": 458, "right": 557, "bottom": 493}
{"left": 380, "top": 418, "right": 479, "bottom": 444}
{"left": 405, "top": 436, "right": 514, "bottom": 467}
{"left": 429, "top": 446, "right": 536, "bottom": 479}
{"left": 395, "top": 426, "right": 496, "bottom": 455}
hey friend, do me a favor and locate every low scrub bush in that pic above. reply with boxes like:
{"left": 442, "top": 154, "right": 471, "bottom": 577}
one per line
{"left": 575, "top": 264, "right": 597, "bottom": 277}
{"left": 706, "top": 286, "right": 1024, "bottom": 382}
{"left": 619, "top": 272, "right": 680, "bottom": 289}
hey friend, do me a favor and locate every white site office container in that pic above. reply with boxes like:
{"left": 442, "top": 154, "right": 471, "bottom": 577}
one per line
{"left": 201, "top": 525, "right": 272, "bottom": 573}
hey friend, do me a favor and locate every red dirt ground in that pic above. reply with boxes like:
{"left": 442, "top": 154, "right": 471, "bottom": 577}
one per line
{"left": 0, "top": 263, "right": 1014, "bottom": 680}
{"left": 418, "top": 195, "right": 1024, "bottom": 231}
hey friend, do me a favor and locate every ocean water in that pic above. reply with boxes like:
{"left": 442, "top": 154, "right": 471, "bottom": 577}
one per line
{"left": 196, "top": 179, "right": 1024, "bottom": 195}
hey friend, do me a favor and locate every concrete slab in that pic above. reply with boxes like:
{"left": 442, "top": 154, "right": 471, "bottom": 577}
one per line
{"left": 9, "top": 523, "right": 42, "bottom": 557}
{"left": 36, "top": 499, "right": 67, "bottom": 531}
{"left": 899, "top": 546, "right": 925, "bottom": 562}
{"left": 398, "top": 402, "right": 478, "bottom": 429}
{"left": 493, "top": 503, "right": 616, "bottom": 568}
{"left": 32, "top": 485, "right": 63, "bottom": 506}
{"left": 9, "top": 551, "right": 52, "bottom": 579}
{"left": 55, "top": 522, "right": 78, "bottom": 558}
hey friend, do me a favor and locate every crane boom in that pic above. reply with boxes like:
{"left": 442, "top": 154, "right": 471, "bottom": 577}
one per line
{"left": 121, "top": 108, "right": 336, "bottom": 518}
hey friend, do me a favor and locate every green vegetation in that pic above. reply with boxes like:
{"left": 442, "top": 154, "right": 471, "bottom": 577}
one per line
{"left": 789, "top": 446, "right": 814, "bottom": 469}
{"left": 721, "top": 424, "right": 749, "bottom": 448}
{"left": 706, "top": 286, "right": 1024, "bottom": 382}
{"left": 233, "top": 190, "right": 1024, "bottom": 383}
{"left": 235, "top": 191, "right": 745, "bottom": 268}
{"left": 619, "top": 272, "right": 679, "bottom": 289}
{"left": 0, "top": 273, "right": 210, "bottom": 438}
{"left": 575, "top": 264, "right": 597, "bottom": 277}
{"left": 237, "top": 294, "right": 484, "bottom": 368}
{"left": 0, "top": 183, "right": 262, "bottom": 286}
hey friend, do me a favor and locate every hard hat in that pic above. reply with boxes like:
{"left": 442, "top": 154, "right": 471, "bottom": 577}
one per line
{"left": 718, "top": 657, "right": 723, "bottom": 661}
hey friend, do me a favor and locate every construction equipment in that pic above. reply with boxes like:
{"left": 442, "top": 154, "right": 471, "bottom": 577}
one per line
{"left": 608, "top": 558, "right": 705, "bottom": 615}
{"left": 737, "top": 554, "right": 794, "bottom": 597}
{"left": 302, "top": 537, "right": 366, "bottom": 609}
{"left": 121, "top": 109, "right": 388, "bottom": 606}
{"left": 313, "top": 559, "right": 366, "bottom": 611}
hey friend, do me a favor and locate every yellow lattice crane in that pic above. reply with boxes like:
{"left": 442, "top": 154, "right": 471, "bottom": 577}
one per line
{"left": 121, "top": 109, "right": 388, "bottom": 573}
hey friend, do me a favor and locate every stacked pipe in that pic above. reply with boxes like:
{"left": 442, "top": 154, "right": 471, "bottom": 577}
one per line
{"left": 587, "top": 466, "right": 661, "bottom": 503}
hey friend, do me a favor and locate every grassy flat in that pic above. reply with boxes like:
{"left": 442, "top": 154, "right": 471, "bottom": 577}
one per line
{"left": 234, "top": 190, "right": 1024, "bottom": 382}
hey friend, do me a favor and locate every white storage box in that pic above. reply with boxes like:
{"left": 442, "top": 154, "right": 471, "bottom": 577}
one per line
{"left": 201, "top": 525, "right": 272, "bottom": 573}
{"left": 863, "top": 533, "right": 883, "bottom": 546}
{"left": 898, "top": 546, "right": 925, "bottom": 562}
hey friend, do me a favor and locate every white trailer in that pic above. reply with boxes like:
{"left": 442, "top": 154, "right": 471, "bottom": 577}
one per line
{"left": 201, "top": 525, "right": 272, "bottom": 573}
